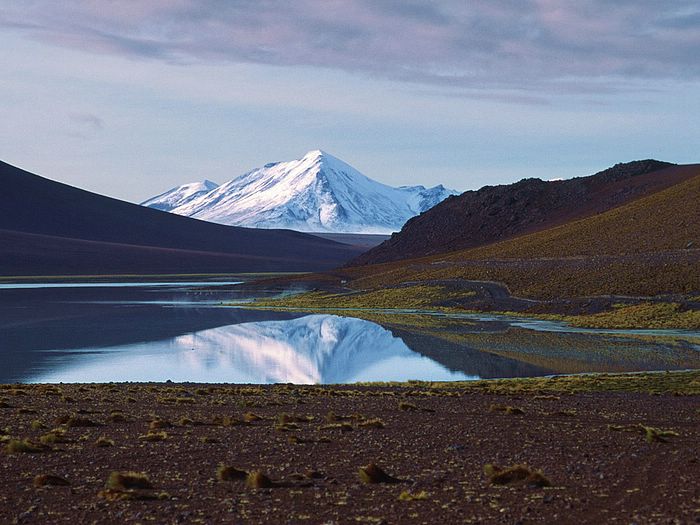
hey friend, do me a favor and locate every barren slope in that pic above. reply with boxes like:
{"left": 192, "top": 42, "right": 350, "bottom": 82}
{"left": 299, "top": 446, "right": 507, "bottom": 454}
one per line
{"left": 344, "top": 172, "right": 700, "bottom": 299}
{"left": 353, "top": 161, "right": 697, "bottom": 265}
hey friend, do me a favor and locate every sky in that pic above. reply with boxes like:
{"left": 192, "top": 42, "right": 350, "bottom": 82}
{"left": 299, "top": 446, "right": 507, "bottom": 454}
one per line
{"left": 1, "top": 1, "right": 699, "bottom": 203}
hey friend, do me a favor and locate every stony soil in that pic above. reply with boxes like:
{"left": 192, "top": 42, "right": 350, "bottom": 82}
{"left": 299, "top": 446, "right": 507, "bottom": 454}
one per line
{"left": 1, "top": 378, "right": 699, "bottom": 524}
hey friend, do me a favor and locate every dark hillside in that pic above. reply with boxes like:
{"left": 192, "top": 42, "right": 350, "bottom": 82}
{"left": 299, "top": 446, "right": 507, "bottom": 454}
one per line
{"left": 0, "top": 161, "right": 362, "bottom": 275}
{"left": 344, "top": 171, "right": 700, "bottom": 299}
{"left": 352, "top": 160, "right": 694, "bottom": 265}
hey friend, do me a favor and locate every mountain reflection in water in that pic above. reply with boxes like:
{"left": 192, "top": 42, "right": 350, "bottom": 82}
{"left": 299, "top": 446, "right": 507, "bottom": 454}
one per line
{"left": 31, "top": 315, "right": 474, "bottom": 384}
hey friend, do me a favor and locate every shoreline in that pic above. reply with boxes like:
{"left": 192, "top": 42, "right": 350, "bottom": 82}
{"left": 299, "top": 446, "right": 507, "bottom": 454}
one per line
{"left": 236, "top": 281, "right": 700, "bottom": 330}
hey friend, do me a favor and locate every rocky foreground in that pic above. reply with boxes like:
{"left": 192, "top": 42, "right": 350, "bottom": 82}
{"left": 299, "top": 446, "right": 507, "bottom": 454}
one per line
{"left": 1, "top": 372, "right": 699, "bottom": 524}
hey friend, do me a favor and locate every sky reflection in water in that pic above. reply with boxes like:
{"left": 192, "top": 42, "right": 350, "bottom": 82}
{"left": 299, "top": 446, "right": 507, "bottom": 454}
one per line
{"left": 30, "top": 314, "right": 474, "bottom": 384}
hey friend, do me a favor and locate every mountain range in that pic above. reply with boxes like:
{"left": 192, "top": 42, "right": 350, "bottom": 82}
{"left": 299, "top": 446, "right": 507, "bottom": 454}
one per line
{"left": 0, "top": 160, "right": 362, "bottom": 276}
{"left": 142, "top": 150, "right": 457, "bottom": 234}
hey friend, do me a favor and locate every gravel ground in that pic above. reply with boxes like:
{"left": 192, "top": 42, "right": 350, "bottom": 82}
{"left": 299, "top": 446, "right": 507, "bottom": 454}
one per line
{"left": 1, "top": 381, "right": 699, "bottom": 524}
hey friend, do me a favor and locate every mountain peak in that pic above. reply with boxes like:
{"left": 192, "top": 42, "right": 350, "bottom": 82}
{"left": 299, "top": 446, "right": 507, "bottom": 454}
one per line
{"left": 143, "top": 152, "right": 458, "bottom": 233}
{"left": 140, "top": 179, "right": 219, "bottom": 210}
{"left": 300, "top": 149, "right": 343, "bottom": 168}
{"left": 303, "top": 149, "right": 326, "bottom": 160}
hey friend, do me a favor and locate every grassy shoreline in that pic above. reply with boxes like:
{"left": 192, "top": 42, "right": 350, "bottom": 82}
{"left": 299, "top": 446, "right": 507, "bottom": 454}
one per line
{"left": 229, "top": 288, "right": 700, "bottom": 330}
{"left": 7, "top": 369, "right": 700, "bottom": 393}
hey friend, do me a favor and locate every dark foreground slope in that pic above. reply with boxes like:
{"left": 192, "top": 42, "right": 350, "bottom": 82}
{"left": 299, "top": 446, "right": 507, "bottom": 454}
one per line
{"left": 353, "top": 160, "right": 696, "bottom": 265}
{"left": 1, "top": 373, "right": 698, "bottom": 524}
{"left": 0, "top": 161, "right": 362, "bottom": 275}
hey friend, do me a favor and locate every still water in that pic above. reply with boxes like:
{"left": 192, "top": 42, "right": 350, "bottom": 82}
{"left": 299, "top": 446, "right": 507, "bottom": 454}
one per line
{"left": 1, "top": 283, "right": 699, "bottom": 384}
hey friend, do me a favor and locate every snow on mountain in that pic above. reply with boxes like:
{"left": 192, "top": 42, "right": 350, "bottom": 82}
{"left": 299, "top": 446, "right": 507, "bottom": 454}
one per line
{"left": 140, "top": 180, "right": 219, "bottom": 211}
{"left": 142, "top": 150, "right": 458, "bottom": 233}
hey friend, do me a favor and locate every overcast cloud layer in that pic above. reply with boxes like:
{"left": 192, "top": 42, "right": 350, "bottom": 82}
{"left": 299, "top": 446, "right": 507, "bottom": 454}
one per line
{"left": 0, "top": 2, "right": 699, "bottom": 202}
{"left": 3, "top": 1, "right": 700, "bottom": 94}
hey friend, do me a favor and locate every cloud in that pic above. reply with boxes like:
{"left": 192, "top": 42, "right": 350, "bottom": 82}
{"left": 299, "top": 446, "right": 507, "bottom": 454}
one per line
{"left": 67, "top": 112, "right": 104, "bottom": 138}
{"left": 2, "top": 1, "right": 700, "bottom": 95}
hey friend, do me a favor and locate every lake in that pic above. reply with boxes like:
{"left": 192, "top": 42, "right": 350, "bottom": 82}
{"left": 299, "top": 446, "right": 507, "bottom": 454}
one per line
{"left": 1, "top": 282, "right": 699, "bottom": 384}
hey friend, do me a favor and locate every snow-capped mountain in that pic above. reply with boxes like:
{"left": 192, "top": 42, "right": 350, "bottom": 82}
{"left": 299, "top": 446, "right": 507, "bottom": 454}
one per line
{"left": 141, "top": 179, "right": 219, "bottom": 211}
{"left": 141, "top": 150, "right": 458, "bottom": 233}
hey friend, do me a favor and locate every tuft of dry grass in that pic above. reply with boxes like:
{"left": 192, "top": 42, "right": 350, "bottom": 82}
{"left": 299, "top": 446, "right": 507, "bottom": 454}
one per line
{"left": 39, "top": 430, "right": 70, "bottom": 445}
{"left": 106, "top": 471, "right": 153, "bottom": 491}
{"left": 324, "top": 411, "right": 352, "bottom": 423}
{"left": 489, "top": 404, "right": 525, "bottom": 415}
{"left": 319, "top": 422, "right": 353, "bottom": 432}
{"left": 484, "top": 464, "right": 551, "bottom": 487}
{"left": 643, "top": 426, "right": 679, "bottom": 443}
{"left": 278, "top": 413, "right": 313, "bottom": 424}
{"left": 608, "top": 423, "right": 679, "bottom": 443}
{"left": 245, "top": 471, "right": 274, "bottom": 489}
{"left": 217, "top": 465, "right": 248, "bottom": 482}
{"left": 139, "top": 431, "right": 168, "bottom": 442}
{"left": 358, "top": 463, "right": 402, "bottom": 484}
{"left": 358, "top": 418, "right": 385, "bottom": 429}
{"left": 149, "top": 419, "right": 173, "bottom": 430}
{"left": 5, "top": 439, "right": 48, "bottom": 454}
{"left": 398, "top": 490, "right": 429, "bottom": 501}
{"left": 33, "top": 474, "right": 70, "bottom": 487}
{"left": 212, "top": 415, "right": 241, "bottom": 427}
{"left": 95, "top": 436, "right": 115, "bottom": 447}
{"left": 275, "top": 422, "right": 300, "bottom": 432}
{"left": 243, "top": 412, "right": 263, "bottom": 423}
{"left": 58, "top": 415, "right": 101, "bottom": 428}
{"left": 98, "top": 489, "right": 166, "bottom": 501}
{"left": 108, "top": 412, "right": 128, "bottom": 423}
